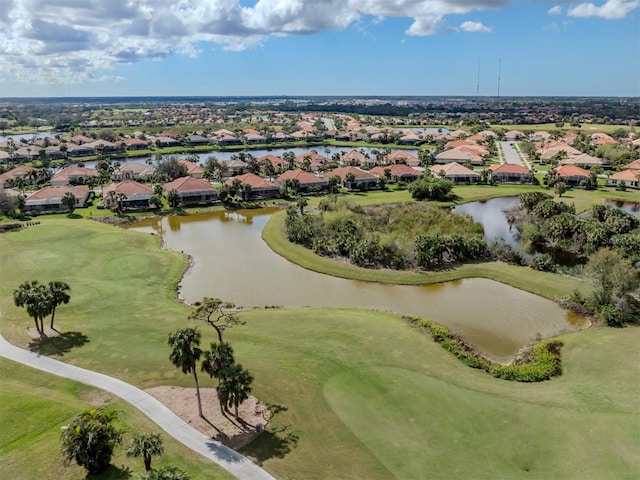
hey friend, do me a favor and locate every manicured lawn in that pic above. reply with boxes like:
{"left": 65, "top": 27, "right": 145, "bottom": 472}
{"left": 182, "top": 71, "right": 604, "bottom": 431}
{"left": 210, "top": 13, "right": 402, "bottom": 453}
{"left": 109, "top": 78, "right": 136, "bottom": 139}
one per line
{"left": 0, "top": 358, "right": 235, "bottom": 480}
{"left": 1, "top": 214, "right": 638, "bottom": 479}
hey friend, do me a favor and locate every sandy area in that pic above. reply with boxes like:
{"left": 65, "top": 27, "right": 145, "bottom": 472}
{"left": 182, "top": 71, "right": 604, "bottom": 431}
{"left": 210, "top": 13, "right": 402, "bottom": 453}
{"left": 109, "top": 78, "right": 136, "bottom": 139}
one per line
{"left": 145, "top": 386, "right": 270, "bottom": 449}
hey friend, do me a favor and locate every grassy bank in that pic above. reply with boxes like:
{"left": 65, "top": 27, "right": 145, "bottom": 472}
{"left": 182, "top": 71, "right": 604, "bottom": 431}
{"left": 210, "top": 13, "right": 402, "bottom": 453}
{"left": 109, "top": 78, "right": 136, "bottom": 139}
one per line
{"left": 0, "top": 357, "right": 234, "bottom": 480}
{"left": 264, "top": 210, "right": 582, "bottom": 300}
{"left": 1, "top": 217, "right": 638, "bottom": 479}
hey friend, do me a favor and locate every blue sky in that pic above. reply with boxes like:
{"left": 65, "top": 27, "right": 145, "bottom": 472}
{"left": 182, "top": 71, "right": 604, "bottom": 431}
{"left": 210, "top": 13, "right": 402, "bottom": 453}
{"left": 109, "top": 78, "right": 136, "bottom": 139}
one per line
{"left": 0, "top": 0, "right": 638, "bottom": 97}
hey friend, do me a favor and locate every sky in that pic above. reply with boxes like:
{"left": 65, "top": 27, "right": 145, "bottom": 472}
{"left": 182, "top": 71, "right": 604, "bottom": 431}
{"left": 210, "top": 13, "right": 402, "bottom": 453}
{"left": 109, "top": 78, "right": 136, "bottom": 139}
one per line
{"left": 0, "top": 0, "right": 638, "bottom": 98}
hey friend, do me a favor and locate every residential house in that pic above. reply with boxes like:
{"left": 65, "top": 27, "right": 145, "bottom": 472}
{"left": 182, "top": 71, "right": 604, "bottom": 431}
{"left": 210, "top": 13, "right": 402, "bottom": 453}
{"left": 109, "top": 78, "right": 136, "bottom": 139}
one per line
{"left": 69, "top": 135, "right": 94, "bottom": 145}
{"left": 225, "top": 173, "right": 279, "bottom": 200}
{"left": 340, "top": 149, "right": 377, "bottom": 168}
{"left": 177, "top": 158, "right": 205, "bottom": 179}
{"left": 430, "top": 163, "right": 480, "bottom": 184}
{"left": 65, "top": 143, "right": 94, "bottom": 157}
{"left": 220, "top": 159, "right": 248, "bottom": 177}
{"left": 386, "top": 151, "right": 420, "bottom": 167}
{"left": 325, "top": 166, "right": 378, "bottom": 190}
{"left": 606, "top": 170, "right": 640, "bottom": 189}
{"left": 103, "top": 181, "right": 154, "bottom": 210}
{"left": 623, "top": 159, "right": 640, "bottom": 170}
{"left": 256, "top": 154, "right": 288, "bottom": 172}
{"left": 113, "top": 163, "right": 156, "bottom": 181}
{"left": 488, "top": 164, "right": 533, "bottom": 184}
{"left": 555, "top": 165, "right": 590, "bottom": 187}
{"left": 24, "top": 185, "right": 90, "bottom": 213}
{"left": 122, "top": 138, "right": 149, "bottom": 150}
{"left": 164, "top": 176, "right": 219, "bottom": 205}
{"left": 434, "top": 148, "right": 483, "bottom": 166}
{"left": 155, "top": 136, "right": 180, "bottom": 148}
{"left": 370, "top": 164, "right": 421, "bottom": 183}
{"left": 504, "top": 130, "right": 525, "bottom": 141}
{"left": 186, "top": 135, "right": 210, "bottom": 146}
{"left": 276, "top": 169, "right": 328, "bottom": 193}
{"left": 559, "top": 153, "right": 606, "bottom": 169}
{"left": 50, "top": 167, "right": 99, "bottom": 186}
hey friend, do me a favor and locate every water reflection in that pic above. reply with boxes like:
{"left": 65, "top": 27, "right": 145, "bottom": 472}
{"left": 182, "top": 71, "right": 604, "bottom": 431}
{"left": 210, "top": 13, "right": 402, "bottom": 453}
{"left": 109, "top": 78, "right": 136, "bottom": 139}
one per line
{"left": 127, "top": 209, "right": 587, "bottom": 362}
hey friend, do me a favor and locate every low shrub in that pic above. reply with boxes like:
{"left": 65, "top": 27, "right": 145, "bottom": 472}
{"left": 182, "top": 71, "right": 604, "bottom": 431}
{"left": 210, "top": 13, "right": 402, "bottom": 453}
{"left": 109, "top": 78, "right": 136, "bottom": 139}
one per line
{"left": 407, "top": 316, "right": 564, "bottom": 382}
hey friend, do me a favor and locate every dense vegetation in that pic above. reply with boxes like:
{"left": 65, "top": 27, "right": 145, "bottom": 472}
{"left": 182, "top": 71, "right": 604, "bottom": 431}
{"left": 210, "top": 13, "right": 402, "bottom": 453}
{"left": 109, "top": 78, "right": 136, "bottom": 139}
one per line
{"left": 285, "top": 200, "right": 486, "bottom": 270}
{"left": 409, "top": 316, "right": 564, "bottom": 382}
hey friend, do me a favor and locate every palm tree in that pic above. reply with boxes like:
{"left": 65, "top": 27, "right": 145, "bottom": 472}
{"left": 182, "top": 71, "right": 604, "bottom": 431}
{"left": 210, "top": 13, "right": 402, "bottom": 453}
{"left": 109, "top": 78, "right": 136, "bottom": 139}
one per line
{"left": 13, "top": 280, "right": 52, "bottom": 334}
{"left": 168, "top": 328, "right": 204, "bottom": 417}
{"left": 140, "top": 465, "right": 190, "bottom": 480}
{"left": 60, "top": 408, "right": 123, "bottom": 474}
{"left": 218, "top": 364, "right": 253, "bottom": 419}
{"left": 296, "top": 196, "right": 308, "bottom": 215}
{"left": 48, "top": 281, "right": 70, "bottom": 330}
{"left": 166, "top": 189, "right": 180, "bottom": 209}
{"left": 201, "top": 342, "right": 235, "bottom": 385}
{"left": 126, "top": 432, "right": 164, "bottom": 471}
{"left": 61, "top": 192, "right": 77, "bottom": 214}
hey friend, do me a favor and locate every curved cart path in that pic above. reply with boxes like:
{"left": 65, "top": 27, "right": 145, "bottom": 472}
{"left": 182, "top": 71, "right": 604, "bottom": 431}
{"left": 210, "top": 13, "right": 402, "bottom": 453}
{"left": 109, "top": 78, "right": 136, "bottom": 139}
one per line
{"left": 0, "top": 330, "right": 276, "bottom": 480}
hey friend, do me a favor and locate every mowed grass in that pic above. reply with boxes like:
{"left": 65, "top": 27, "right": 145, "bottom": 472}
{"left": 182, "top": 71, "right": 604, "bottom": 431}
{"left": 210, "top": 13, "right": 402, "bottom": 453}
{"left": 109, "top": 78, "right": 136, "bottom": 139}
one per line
{"left": 1, "top": 218, "right": 639, "bottom": 479}
{"left": 230, "top": 309, "right": 640, "bottom": 480}
{"left": 0, "top": 358, "right": 235, "bottom": 480}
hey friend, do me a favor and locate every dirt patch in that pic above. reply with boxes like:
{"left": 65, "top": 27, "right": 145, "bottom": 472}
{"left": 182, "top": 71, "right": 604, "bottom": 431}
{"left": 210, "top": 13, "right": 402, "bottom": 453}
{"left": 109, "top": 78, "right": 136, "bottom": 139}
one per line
{"left": 25, "top": 326, "right": 59, "bottom": 339}
{"left": 145, "top": 386, "right": 270, "bottom": 449}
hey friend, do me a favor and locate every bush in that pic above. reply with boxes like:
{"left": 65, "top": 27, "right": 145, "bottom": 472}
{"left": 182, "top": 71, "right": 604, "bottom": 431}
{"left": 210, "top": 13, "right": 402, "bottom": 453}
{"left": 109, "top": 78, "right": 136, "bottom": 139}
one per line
{"left": 408, "top": 316, "right": 564, "bottom": 382}
{"left": 530, "top": 254, "right": 556, "bottom": 272}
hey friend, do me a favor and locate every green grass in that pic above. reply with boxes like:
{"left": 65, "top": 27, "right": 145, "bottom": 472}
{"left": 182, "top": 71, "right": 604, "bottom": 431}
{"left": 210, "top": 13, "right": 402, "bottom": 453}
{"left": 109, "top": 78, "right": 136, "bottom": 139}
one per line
{"left": 0, "top": 357, "right": 235, "bottom": 480}
{"left": 263, "top": 210, "right": 583, "bottom": 300}
{"left": 1, "top": 216, "right": 639, "bottom": 479}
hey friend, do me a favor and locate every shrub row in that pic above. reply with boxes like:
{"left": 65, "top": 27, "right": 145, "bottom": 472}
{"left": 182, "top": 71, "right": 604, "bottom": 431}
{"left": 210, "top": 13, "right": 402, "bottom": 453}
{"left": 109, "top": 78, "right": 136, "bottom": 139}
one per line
{"left": 407, "top": 316, "right": 564, "bottom": 382}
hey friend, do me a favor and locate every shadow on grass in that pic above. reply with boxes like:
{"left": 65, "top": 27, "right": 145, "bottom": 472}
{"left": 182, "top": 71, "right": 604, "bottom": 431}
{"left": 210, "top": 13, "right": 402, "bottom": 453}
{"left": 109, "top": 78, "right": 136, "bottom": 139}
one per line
{"left": 67, "top": 213, "right": 83, "bottom": 219}
{"left": 28, "top": 331, "right": 90, "bottom": 356}
{"left": 240, "top": 425, "right": 299, "bottom": 465}
{"left": 85, "top": 464, "right": 132, "bottom": 480}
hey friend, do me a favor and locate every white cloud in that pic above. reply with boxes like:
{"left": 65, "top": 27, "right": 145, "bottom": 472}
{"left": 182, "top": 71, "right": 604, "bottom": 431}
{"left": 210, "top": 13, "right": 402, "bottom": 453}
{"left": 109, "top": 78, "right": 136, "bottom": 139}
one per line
{"left": 548, "top": 5, "right": 563, "bottom": 15}
{"left": 0, "top": 0, "right": 509, "bottom": 85}
{"left": 568, "top": 0, "right": 639, "bottom": 19}
{"left": 459, "top": 20, "right": 492, "bottom": 32}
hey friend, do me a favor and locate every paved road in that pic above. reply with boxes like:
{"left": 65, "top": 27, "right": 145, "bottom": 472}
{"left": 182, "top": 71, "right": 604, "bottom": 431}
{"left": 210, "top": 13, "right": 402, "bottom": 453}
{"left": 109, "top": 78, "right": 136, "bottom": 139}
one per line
{"left": 500, "top": 141, "right": 525, "bottom": 166}
{"left": 0, "top": 330, "right": 276, "bottom": 480}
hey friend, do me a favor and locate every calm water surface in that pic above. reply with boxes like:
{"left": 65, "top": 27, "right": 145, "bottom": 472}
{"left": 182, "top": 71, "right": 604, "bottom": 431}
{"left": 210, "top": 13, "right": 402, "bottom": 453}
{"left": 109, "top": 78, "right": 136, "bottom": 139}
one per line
{"left": 128, "top": 209, "right": 586, "bottom": 362}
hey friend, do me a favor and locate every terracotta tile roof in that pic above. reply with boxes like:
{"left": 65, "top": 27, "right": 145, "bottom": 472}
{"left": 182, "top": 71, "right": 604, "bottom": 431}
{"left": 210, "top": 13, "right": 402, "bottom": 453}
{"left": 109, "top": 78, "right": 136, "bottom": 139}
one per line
{"left": 555, "top": 165, "right": 589, "bottom": 178}
{"left": 50, "top": 166, "right": 99, "bottom": 182}
{"left": 387, "top": 150, "right": 420, "bottom": 166}
{"left": 276, "top": 170, "right": 328, "bottom": 185}
{"left": 256, "top": 154, "right": 287, "bottom": 169}
{"left": 164, "top": 176, "right": 217, "bottom": 192}
{"left": 177, "top": 158, "right": 205, "bottom": 176}
{"left": 25, "top": 185, "right": 90, "bottom": 203}
{"left": 489, "top": 164, "right": 530, "bottom": 174}
{"left": 609, "top": 169, "right": 640, "bottom": 182}
{"left": 624, "top": 159, "right": 640, "bottom": 170}
{"left": 0, "top": 164, "right": 32, "bottom": 182}
{"left": 326, "top": 166, "right": 376, "bottom": 181}
{"left": 225, "top": 173, "right": 277, "bottom": 189}
{"left": 103, "top": 180, "right": 154, "bottom": 197}
{"left": 370, "top": 164, "right": 421, "bottom": 177}
{"left": 430, "top": 162, "right": 479, "bottom": 177}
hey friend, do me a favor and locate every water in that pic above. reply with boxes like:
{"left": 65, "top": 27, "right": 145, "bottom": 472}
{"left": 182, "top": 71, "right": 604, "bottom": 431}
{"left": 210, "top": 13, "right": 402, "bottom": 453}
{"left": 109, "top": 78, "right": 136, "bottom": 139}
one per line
{"left": 127, "top": 209, "right": 586, "bottom": 363}
{"left": 452, "top": 197, "right": 521, "bottom": 247}
{"left": 0, "top": 131, "right": 58, "bottom": 143}
{"left": 605, "top": 200, "right": 640, "bottom": 217}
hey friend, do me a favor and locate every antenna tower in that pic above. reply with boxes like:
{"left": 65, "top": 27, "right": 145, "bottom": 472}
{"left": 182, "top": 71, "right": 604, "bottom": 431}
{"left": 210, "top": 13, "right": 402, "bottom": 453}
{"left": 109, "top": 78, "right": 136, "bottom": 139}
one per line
{"left": 476, "top": 60, "right": 480, "bottom": 100}
{"left": 497, "top": 58, "right": 502, "bottom": 100}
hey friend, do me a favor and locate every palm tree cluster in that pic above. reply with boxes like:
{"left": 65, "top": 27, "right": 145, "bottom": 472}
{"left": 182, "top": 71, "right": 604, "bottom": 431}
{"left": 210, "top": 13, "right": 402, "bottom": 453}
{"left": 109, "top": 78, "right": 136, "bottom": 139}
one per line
{"left": 168, "top": 326, "right": 253, "bottom": 421}
{"left": 13, "top": 280, "right": 70, "bottom": 334}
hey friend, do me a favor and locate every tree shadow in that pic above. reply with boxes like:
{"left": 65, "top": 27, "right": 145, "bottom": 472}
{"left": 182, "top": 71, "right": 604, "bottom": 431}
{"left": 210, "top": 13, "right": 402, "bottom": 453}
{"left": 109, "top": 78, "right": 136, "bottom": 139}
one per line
{"left": 239, "top": 425, "right": 299, "bottom": 465}
{"left": 67, "top": 213, "right": 83, "bottom": 219}
{"left": 85, "top": 464, "right": 132, "bottom": 480}
{"left": 28, "top": 331, "right": 90, "bottom": 356}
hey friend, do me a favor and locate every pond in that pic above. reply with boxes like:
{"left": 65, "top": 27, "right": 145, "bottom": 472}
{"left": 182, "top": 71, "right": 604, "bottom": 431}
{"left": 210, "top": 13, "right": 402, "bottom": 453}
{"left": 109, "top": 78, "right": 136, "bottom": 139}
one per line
{"left": 605, "top": 199, "right": 640, "bottom": 217}
{"left": 127, "top": 209, "right": 587, "bottom": 363}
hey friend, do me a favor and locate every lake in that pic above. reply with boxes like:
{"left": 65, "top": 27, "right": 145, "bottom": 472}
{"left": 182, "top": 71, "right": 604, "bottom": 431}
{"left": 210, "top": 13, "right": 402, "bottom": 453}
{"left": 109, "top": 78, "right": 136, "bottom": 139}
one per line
{"left": 127, "top": 209, "right": 587, "bottom": 363}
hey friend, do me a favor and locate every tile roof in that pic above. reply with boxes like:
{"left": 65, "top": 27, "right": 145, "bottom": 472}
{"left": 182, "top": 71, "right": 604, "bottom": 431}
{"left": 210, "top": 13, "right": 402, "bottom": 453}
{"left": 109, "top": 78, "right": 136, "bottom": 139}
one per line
{"left": 225, "top": 173, "right": 277, "bottom": 189}
{"left": 164, "top": 176, "right": 217, "bottom": 192}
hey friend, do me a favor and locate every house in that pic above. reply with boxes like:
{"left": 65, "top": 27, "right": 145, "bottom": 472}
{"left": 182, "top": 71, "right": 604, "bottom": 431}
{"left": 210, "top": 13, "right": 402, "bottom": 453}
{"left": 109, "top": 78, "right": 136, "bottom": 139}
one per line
{"left": 559, "top": 153, "right": 606, "bottom": 169}
{"left": 122, "top": 138, "right": 149, "bottom": 150}
{"left": 386, "top": 151, "right": 420, "bottom": 167}
{"left": 216, "top": 134, "right": 241, "bottom": 146}
{"left": 434, "top": 148, "right": 483, "bottom": 166}
{"left": 623, "top": 159, "right": 640, "bottom": 170}
{"left": 276, "top": 169, "right": 328, "bottom": 193}
{"left": 50, "top": 167, "right": 99, "bottom": 186}
{"left": 505, "top": 130, "right": 525, "bottom": 141}
{"left": 24, "top": 185, "right": 90, "bottom": 213}
{"left": 84, "top": 139, "right": 123, "bottom": 154}
{"left": 177, "top": 158, "right": 205, "bottom": 179}
{"left": 164, "top": 176, "right": 219, "bottom": 205}
{"left": 186, "top": 135, "right": 210, "bottom": 146}
{"left": 398, "top": 131, "right": 421, "bottom": 145}
{"left": 488, "top": 164, "right": 533, "bottom": 184}
{"left": 113, "top": 163, "right": 156, "bottom": 181}
{"left": 369, "top": 164, "right": 421, "bottom": 183}
{"left": 225, "top": 173, "right": 279, "bottom": 200}
{"left": 271, "top": 131, "right": 291, "bottom": 142}
{"left": 65, "top": 143, "right": 94, "bottom": 157}
{"left": 245, "top": 133, "right": 267, "bottom": 144}
{"left": 295, "top": 151, "right": 330, "bottom": 171}
{"left": 539, "top": 144, "right": 581, "bottom": 162}
{"left": 103, "top": 181, "right": 154, "bottom": 210}
{"left": 256, "top": 154, "right": 288, "bottom": 172}
{"left": 606, "top": 170, "right": 640, "bottom": 189}
{"left": 220, "top": 159, "right": 248, "bottom": 177}
{"left": 340, "top": 149, "right": 376, "bottom": 168}
{"left": 155, "top": 136, "right": 180, "bottom": 148}
{"left": 555, "top": 165, "right": 590, "bottom": 186}
{"left": 0, "top": 165, "right": 34, "bottom": 187}
{"left": 430, "top": 162, "right": 480, "bottom": 184}
{"left": 325, "top": 166, "right": 378, "bottom": 190}
{"left": 69, "top": 135, "right": 94, "bottom": 145}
